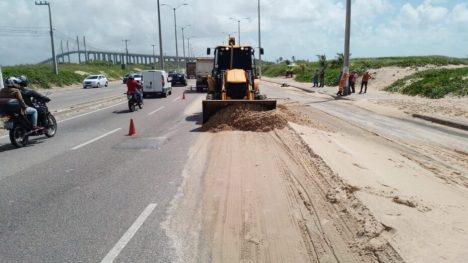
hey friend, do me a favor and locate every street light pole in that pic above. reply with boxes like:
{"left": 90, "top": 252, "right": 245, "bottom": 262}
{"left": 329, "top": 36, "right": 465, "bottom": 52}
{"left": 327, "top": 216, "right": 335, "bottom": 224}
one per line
{"left": 35, "top": 1, "right": 58, "bottom": 75}
{"left": 229, "top": 17, "right": 250, "bottom": 45}
{"left": 257, "top": 0, "right": 262, "bottom": 77}
{"left": 186, "top": 36, "right": 193, "bottom": 59}
{"left": 157, "top": 0, "right": 164, "bottom": 70}
{"left": 181, "top": 25, "right": 190, "bottom": 61}
{"left": 162, "top": 3, "right": 188, "bottom": 71}
{"left": 342, "top": 0, "right": 351, "bottom": 95}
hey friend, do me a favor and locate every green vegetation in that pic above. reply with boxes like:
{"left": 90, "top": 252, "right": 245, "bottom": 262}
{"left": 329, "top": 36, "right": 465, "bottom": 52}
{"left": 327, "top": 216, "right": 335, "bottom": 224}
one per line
{"left": 385, "top": 67, "right": 468, "bottom": 98}
{"left": 2, "top": 61, "right": 179, "bottom": 89}
{"left": 260, "top": 56, "right": 468, "bottom": 97}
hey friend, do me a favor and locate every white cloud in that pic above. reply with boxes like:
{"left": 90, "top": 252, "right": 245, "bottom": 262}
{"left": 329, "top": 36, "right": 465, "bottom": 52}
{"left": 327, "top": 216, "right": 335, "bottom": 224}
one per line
{"left": 0, "top": 0, "right": 467, "bottom": 66}
{"left": 452, "top": 3, "right": 468, "bottom": 23}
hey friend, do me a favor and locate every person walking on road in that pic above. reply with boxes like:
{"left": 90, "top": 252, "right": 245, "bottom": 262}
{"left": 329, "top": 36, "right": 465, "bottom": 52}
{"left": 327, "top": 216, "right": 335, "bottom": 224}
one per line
{"left": 360, "top": 71, "right": 371, "bottom": 94}
{"left": 312, "top": 69, "right": 319, "bottom": 87}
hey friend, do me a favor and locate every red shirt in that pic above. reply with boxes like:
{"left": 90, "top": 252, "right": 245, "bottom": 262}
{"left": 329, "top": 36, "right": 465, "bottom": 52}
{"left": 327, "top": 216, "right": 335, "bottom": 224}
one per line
{"left": 362, "top": 72, "right": 371, "bottom": 82}
{"left": 126, "top": 79, "right": 139, "bottom": 94}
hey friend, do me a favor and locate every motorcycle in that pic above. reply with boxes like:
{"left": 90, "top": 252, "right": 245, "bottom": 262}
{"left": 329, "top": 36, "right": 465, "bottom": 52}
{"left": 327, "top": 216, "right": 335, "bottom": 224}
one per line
{"left": 0, "top": 97, "right": 57, "bottom": 148}
{"left": 125, "top": 91, "right": 143, "bottom": 112}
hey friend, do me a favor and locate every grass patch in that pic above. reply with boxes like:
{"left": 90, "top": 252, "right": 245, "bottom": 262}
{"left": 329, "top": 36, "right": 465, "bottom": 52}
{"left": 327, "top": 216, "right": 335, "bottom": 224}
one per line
{"left": 260, "top": 56, "right": 468, "bottom": 93}
{"left": 2, "top": 61, "right": 179, "bottom": 89}
{"left": 385, "top": 67, "right": 468, "bottom": 98}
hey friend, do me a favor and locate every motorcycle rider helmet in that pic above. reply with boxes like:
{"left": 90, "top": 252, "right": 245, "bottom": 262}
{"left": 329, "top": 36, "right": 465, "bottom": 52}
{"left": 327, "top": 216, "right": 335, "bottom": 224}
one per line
{"left": 4, "top": 77, "right": 20, "bottom": 87}
{"left": 17, "top": 75, "right": 28, "bottom": 87}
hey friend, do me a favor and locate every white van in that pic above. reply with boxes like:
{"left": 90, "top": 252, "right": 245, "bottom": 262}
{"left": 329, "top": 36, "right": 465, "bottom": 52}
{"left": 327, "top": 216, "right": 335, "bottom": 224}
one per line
{"left": 141, "top": 70, "right": 172, "bottom": 97}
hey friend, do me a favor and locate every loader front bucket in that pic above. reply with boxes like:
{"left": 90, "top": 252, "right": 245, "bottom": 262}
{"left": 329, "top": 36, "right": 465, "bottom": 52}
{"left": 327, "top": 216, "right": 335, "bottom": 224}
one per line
{"left": 202, "top": 99, "right": 277, "bottom": 123}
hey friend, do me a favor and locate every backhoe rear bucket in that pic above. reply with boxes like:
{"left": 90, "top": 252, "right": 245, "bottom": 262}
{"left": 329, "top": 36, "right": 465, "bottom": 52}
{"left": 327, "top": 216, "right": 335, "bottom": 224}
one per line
{"left": 202, "top": 99, "right": 277, "bottom": 123}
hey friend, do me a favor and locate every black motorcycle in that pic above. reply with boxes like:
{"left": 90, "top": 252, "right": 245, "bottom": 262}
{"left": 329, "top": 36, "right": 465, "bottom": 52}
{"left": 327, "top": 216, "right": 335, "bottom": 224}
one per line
{"left": 125, "top": 92, "right": 143, "bottom": 112}
{"left": 0, "top": 98, "right": 57, "bottom": 148}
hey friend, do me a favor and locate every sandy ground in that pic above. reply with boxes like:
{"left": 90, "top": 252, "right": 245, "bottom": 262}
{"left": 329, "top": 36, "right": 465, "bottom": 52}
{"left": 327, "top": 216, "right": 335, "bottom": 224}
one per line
{"left": 266, "top": 65, "right": 468, "bottom": 124}
{"left": 164, "top": 129, "right": 403, "bottom": 263}
{"left": 164, "top": 66, "right": 468, "bottom": 263}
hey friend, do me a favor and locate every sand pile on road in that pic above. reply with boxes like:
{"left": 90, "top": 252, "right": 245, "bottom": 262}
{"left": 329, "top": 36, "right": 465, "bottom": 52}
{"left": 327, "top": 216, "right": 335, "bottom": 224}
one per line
{"left": 202, "top": 104, "right": 288, "bottom": 132}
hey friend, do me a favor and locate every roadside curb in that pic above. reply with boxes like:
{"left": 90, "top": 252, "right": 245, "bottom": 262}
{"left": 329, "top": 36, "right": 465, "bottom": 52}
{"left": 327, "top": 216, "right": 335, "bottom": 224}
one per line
{"left": 412, "top": 114, "right": 468, "bottom": 131}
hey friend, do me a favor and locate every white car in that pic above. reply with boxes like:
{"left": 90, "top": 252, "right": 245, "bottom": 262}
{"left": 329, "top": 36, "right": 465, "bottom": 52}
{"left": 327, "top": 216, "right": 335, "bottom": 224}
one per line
{"left": 83, "top": 75, "right": 108, "bottom": 89}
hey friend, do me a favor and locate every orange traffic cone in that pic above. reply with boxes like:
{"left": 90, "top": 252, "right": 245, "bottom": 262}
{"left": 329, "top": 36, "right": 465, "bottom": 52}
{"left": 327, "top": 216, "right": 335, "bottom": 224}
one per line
{"left": 128, "top": 118, "right": 136, "bottom": 136}
{"left": 182, "top": 91, "right": 186, "bottom": 100}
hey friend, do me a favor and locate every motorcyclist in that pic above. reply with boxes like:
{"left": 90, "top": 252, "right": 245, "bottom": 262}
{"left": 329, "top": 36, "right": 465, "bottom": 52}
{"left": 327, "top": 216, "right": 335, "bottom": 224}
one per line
{"left": 125, "top": 75, "right": 143, "bottom": 104}
{"left": 16, "top": 75, "right": 50, "bottom": 124}
{"left": 0, "top": 77, "right": 42, "bottom": 130}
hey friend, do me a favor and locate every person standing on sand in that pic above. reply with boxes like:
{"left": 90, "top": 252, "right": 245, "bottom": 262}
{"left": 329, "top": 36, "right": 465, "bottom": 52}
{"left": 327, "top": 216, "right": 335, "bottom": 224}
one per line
{"left": 337, "top": 72, "right": 348, "bottom": 96}
{"left": 319, "top": 69, "right": 325, "bottom": 87}
{"left": 349, "top": 71, "right": 357, "bottom": 93}
{"left": 360, "top": 71, "right": 371, "bottom": 94}
{"left": 312, "top": 69, "right": 319, "bottom": 87}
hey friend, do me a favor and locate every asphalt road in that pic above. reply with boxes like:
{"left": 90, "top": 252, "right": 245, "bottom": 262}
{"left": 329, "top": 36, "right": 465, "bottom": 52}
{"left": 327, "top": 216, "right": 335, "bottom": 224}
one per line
{"left": 0, "top": 79, "right": 204, "bottom": 262}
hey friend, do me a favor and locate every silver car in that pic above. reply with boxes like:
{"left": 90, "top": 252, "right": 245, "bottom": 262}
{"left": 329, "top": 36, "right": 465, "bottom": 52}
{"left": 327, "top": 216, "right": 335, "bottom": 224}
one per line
{"left": 83, "top": 75, "right": 108, "bottom": 89}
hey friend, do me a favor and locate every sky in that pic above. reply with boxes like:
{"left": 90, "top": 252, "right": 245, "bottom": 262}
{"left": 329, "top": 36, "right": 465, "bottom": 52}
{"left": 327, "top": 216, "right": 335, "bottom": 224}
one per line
{"left": 0, "top": 0, "right": 467, "bottom": 66}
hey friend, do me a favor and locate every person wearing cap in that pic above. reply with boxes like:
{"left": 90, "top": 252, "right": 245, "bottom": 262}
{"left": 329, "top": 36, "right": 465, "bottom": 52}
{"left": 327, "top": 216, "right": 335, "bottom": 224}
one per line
{"left": 0, "top": 77, "right": 41, "bottom": 130}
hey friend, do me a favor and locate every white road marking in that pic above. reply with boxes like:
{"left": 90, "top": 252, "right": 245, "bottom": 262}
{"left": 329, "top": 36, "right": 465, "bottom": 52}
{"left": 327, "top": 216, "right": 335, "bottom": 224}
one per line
{"left": 147, "top": 106, "right": 165, "bottom": 116}
{"left": 100, "top": 203, "right": 157, "bottom": 263}
{"left": 71, "top": 128, "right": 121, "bottom": 150}
{"left": 0, "top": 102, "right": 125, "bottom": 142}
{"left": 172, "top": 97, "right": 181, "bottom": 102}
{"left": 58, "top": 101, "right": 126, "bottom": 123}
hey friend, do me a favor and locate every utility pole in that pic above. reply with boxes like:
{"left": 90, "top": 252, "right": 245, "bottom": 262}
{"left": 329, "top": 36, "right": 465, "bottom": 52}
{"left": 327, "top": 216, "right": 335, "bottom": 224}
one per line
{"left": 35, "top": 1, "right": 58, "bottom": 74}
{"left": 83, "top": 36, "right": 88, "bottom": 62}
{"left": 257, "top": 0, "right": 262, "bottom": 78}
{"left": 157, "top": 0, "right": 164, "bottom": 70}
{"left": 76, "top": 36, "right": 81, "bottom": 64}
{"left": 122, "top": 39, "right": 130, "bottom": 65}
{"left": 66, "top": 40, "right": 70, "bottom": 63}
{"left": 342, "top": 0, "right": 351, "bottom": 96}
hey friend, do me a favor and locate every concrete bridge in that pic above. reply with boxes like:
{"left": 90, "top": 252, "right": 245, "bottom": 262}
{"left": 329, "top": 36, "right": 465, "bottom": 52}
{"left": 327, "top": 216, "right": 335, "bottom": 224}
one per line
{"left": 39, "top": 50, "right": 195, "bottom": 65}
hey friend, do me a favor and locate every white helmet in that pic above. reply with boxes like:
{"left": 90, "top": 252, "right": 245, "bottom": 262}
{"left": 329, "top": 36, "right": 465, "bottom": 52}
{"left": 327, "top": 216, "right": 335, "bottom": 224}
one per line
{"left": 4, "top": 77, "right": 20, "bottom": 87}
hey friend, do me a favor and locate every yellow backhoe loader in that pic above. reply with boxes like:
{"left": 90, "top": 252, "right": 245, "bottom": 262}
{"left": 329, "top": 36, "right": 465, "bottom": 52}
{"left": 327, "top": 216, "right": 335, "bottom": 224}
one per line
{"left": 202, "top": 37, "right": 276, "bottom": 123}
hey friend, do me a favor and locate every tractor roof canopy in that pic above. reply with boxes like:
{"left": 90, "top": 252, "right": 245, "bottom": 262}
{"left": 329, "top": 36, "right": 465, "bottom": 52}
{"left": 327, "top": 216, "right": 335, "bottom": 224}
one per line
{"left": 214, "top": 46, "right": 254, "bottom": 71}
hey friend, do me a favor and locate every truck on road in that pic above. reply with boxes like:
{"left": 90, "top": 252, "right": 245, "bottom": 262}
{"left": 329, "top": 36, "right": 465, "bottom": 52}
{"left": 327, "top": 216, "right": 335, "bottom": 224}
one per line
{"left": 186, "top": 62, "right": 196, "bottom": 79}
{"left": 195, "top": 57, "right": 214, "bottom": 92}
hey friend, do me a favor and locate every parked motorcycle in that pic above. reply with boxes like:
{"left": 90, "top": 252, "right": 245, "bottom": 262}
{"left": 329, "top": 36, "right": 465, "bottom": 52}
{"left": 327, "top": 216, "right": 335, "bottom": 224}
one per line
{"left": 0, "top": 97, "right": 57, "bottom": 148}
{"left": 125, "top": 92, "right": 143, "bottom": 112}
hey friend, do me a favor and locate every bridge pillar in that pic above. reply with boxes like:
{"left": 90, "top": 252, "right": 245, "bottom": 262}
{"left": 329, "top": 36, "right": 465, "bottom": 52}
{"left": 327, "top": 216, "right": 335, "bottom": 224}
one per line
{"left": 144, "top": 57, "right": 148, "bottom": 64}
